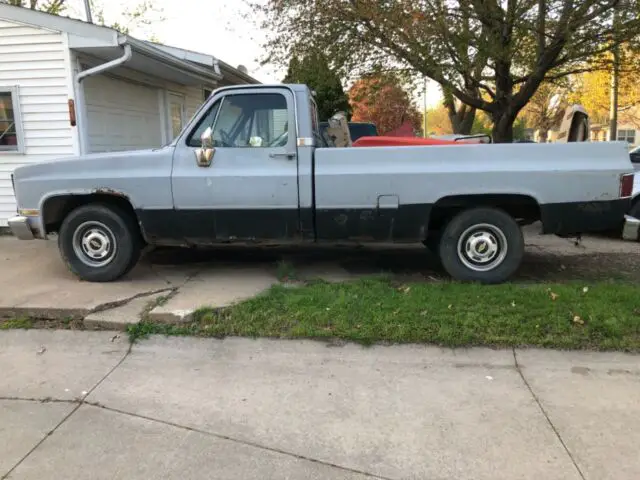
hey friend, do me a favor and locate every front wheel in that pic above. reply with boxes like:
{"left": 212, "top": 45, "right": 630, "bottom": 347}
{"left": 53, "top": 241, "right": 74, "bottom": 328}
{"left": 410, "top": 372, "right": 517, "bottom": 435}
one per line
{"left": 438, "top": 208, "right": 524, "bottom": 284}
{"left": 58, "top": 203, "right": 141, "bottom": 282}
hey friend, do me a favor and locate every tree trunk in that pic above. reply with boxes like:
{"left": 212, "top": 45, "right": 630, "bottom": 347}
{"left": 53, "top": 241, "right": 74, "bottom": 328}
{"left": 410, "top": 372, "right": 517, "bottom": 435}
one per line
{"left": 443, "top": 93, "right": 476, "bottom": 135}
{"left": 491, "top": 112, "right": 516, "bottom": 143}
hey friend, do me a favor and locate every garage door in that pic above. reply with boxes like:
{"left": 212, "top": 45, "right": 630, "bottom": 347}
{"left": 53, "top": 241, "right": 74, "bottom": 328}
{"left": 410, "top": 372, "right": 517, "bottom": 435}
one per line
{"left": 84, "top": 75, "right": 162, "bottom": 153}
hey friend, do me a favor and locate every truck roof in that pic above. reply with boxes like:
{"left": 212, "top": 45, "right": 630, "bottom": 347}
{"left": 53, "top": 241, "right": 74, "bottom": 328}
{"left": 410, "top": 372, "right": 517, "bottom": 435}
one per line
{"left": 214, "top": 83, "right": 310, "bottom": 94}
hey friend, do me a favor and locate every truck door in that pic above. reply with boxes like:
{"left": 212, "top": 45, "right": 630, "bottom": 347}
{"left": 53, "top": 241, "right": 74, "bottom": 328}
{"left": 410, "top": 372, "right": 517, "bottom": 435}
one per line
{"left": 170, "top": 88, "right": 299, "bottom": 242}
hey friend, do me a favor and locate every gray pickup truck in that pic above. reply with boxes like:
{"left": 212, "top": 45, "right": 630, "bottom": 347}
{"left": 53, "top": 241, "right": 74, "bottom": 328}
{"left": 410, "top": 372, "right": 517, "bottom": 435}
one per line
{"left": 8, "top": 84, "right": 636, "bottom": 284}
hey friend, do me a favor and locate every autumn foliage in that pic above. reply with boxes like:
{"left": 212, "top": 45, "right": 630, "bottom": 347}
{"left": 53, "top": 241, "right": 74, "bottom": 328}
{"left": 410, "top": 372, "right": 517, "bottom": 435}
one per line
{"left": 349, "top": 73, "right": 422, "bottom": 136}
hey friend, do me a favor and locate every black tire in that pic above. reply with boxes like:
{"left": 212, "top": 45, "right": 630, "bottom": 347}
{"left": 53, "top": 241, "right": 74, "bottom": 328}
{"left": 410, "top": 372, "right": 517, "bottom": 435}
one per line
{"left": 438, "top": 207, "right": 524, "bottom": 284}
{"left": 58, "top": 203, "right": 141, "bottom": 282}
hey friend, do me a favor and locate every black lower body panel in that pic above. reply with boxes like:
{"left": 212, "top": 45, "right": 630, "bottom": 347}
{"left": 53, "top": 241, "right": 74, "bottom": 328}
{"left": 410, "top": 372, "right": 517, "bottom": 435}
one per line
{"left": 137, "top": 208, "right": 301, "bottom": 245}
{"left": 540, "top": 199, "right": 630, "bottom": 235}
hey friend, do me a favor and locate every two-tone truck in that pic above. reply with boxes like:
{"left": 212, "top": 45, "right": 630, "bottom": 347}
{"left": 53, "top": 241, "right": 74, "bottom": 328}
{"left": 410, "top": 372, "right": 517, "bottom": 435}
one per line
{"left": 8, "top": 84, "right": 636, "bottom": 283}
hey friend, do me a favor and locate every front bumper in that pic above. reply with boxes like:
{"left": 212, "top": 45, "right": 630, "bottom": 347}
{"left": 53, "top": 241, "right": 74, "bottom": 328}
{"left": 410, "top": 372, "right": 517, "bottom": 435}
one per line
{"left": 8, "top": 215, "right": 35, "bottom": 240}
{"left": 622, "top": 214, "right": 640, "bottom": 241}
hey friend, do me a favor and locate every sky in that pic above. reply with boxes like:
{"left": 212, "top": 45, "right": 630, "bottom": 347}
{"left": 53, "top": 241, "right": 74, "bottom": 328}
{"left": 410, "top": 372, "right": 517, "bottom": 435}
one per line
{"left": 64, "top": 0, "right": 443, "bottom": 108}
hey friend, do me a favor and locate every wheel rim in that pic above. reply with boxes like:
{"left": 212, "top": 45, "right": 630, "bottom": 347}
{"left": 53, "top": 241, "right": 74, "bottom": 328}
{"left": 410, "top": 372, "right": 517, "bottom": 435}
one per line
{"left": 72, "top": 221, "right": 117, "bottom": 268}
{"left": 456, "top": 223, "right": 508, "bottom": 272}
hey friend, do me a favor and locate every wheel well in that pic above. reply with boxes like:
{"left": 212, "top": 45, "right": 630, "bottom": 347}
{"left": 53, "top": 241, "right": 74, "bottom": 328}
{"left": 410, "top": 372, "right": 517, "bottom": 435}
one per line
{"left": 428, "top": 194, "right": 541, "bottom": 233}
{"left": 42, "top": 194, "right": 142, "bottom": 237}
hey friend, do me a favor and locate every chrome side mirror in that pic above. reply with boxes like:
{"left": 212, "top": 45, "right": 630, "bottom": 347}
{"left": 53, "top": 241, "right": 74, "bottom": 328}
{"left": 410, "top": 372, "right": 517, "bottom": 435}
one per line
{"left": 195, "top": 127, "right": 215, "bottom": 167}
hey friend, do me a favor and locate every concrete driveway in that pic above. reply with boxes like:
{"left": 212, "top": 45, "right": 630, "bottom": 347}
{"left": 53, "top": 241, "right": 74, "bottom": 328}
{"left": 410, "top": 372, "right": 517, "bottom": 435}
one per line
{"left": 1, "top": 228, "right": 639, "bottom": 328}
{"left": 1, "top": 330, "right": 640, "bottom": 479}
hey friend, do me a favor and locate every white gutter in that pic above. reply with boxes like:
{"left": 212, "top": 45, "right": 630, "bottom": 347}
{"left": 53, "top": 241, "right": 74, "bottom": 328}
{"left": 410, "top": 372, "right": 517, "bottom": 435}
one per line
{"left": 74, "top": 44, "right": 133, "bottom": 154}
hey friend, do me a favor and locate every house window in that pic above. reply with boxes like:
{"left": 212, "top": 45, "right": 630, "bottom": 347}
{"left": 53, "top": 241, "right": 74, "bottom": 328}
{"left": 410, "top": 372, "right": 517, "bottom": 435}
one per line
{"left": 203, "top": 88, "right": 213, "bottom": 102}
{"left": 0, "top": 86, "right": 24, "bottom": 153}
{"left": 617, "top": 129, "right": 636, "bottom": 144}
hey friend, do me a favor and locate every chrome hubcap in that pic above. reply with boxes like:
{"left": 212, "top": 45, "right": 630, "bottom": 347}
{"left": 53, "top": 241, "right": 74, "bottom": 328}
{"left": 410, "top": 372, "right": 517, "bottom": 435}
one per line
{"left": 457, "top": 223, "right": 508, "bottom": 272}
{"left": 72, "top": 221, "right": 117, "bottom": 268}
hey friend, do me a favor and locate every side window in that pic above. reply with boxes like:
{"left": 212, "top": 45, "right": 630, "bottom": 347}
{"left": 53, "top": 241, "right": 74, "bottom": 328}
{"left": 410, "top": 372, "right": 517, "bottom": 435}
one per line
{"left": 211, "top": 93, "right": 289, "bottom": 148}
{"left": 0, "top": 87, "right": 24, "bottom": 153}
{"left": 187, "top": 100, "right": 221, "bottom": 147}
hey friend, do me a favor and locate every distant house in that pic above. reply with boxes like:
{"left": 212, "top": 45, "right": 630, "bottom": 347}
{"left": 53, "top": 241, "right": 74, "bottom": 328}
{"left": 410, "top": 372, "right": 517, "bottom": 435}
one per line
{"left": 0, "top": 3, "right": 258, "bottom": 226}
{"left": 589, "top": 105, "right": 640, "bottom": 147}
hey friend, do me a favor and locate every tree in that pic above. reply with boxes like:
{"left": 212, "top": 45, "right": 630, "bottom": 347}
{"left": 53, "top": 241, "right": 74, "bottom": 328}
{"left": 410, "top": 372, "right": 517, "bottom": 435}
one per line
{"left": 283, "top": 51, "right": 350, "bottom": 121}
{"left": 256, "top": 0, "right": 640, "bottom": 142}
{"left": 349, "top": 72, "right": 422, "bottom": 135}
{"left": 568, "top": 51, "right": 640, "bottom": 126}
{"left": 5, "top": 0, "right": 65, "bottom": 14}
{"left": 5, "top": 0, "right": 163, "bottom": 38}
{"left": 424, "top": 104, "right": 453, "bottom": 136}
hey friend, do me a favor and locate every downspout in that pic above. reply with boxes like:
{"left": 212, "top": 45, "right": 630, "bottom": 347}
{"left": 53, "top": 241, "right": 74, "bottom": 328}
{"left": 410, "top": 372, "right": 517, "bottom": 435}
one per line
{"left": 74, "top": 44, "right": 133, "bottom": 154}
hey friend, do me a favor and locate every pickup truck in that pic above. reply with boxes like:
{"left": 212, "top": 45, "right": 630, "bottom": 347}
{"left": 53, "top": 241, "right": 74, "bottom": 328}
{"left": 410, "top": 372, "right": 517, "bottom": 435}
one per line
{"left": 8, "top": 84, "right": 636, "bottom": 284}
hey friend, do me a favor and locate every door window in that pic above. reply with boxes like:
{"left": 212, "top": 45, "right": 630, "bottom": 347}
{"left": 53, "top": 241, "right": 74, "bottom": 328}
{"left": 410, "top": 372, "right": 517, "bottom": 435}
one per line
{"left": 187, "top": 100, "right": 221, "bottom": 147}
{"left": 210, "top": 93, "right": 288, "bottom": 148}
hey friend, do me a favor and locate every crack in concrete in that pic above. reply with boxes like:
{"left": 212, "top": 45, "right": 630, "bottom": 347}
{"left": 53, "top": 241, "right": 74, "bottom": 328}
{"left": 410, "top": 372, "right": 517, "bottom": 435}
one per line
{"left": 81, "top": 401, "right": 392, "bottom": 480}
{"left": 0, "top": 396, "right": 80, "bottom": 405}
{"left": 512, "top": 348, "right": 586, "bottom": 480}
{"left": 0, "top": 344, "right": 133, "bottom": 480}
{"left": 87, "top": 287, "right": 176, "bottom": 315}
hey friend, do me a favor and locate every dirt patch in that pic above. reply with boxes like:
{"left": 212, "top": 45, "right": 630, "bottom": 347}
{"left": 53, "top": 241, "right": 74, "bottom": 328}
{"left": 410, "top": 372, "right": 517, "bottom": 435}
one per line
{"left": 144, "top": 231, "right": 640, "bottom": 284}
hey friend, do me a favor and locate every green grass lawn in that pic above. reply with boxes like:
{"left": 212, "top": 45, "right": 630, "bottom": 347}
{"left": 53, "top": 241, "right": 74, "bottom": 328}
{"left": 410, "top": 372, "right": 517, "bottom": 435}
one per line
{"left": 129, "top": 277, "right": 640, "bottom": 351}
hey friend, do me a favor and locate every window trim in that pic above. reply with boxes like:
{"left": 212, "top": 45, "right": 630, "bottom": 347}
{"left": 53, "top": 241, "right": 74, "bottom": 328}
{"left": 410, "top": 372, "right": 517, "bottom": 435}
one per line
{"left": 0, "top": 86, "right": 25, "bottom": 154}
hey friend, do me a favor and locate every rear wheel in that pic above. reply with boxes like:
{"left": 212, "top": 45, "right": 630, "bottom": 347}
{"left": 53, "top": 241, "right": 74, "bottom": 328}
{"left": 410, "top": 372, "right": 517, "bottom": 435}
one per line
{"left": 438, "top": 207, "right": 524, "bottom": 283}
{"left": 58, "top": 203, "right": 141, "bottom": 282}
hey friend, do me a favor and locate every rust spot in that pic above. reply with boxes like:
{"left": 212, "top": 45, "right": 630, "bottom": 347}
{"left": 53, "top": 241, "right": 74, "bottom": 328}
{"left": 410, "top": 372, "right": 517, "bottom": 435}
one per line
{"left": 93, "top": 187, "right": 127, "bottom": 197}
{"left": 334, "top": 214, "right": 348, "bottom": 225}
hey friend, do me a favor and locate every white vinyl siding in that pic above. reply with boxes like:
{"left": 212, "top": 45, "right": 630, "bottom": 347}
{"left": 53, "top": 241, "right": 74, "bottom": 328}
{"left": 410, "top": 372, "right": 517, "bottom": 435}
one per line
{"left": 0, "top": 19, "right": 73, "bottom": 226}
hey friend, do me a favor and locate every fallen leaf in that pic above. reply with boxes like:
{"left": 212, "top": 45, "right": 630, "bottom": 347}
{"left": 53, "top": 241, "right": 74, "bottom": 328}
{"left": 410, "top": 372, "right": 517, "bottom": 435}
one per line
{"left": 420, "top": 310, "right": 428, "bottom": 316}
{"left": 36, "top": 346, "right": 46, "bottom": 355}
{"left": 485, "top": 376, "right": 494, "bottom": 381}
{"left": 582, "top": 286, "right": 589, "bottom": 294}
{"left": 560, "top": 264, "right": 567, "bottom": 271}
{"left": 573, "top": 315, "right": 584, "bottom": 325}
{"left": 110, "top": 334, "right": 120, "bottom": 342}
{"left": 550, "top": 292, "right": 559, "bottom": 301}
{"left": 448, "top": 304, "right": 453, "bottom": 310}
{"left": 511, "top": 301, "right": 516, "bottom": 307}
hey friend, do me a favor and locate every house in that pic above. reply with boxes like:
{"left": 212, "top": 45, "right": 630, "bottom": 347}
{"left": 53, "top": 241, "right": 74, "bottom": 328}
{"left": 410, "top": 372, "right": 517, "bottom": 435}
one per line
{"left": 590, "top": 124, "right": 638, "bottom": 147}
{"left": 0, "top": 3, "right": 258, "bottom": 226}
{"left": 589, "top": 105, "right": 640, "bottom": 148}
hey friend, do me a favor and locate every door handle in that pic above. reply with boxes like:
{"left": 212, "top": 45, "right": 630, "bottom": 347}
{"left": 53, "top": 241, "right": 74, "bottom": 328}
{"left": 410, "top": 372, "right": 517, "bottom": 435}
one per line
{"left": 269, "top": 152, "right": 296, "bottom": 160}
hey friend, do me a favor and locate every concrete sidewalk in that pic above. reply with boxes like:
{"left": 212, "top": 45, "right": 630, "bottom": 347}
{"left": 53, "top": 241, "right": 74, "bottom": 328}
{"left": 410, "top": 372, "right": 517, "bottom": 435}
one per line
{"left": 1, "top": 331, "right": 639, "bottom": 479}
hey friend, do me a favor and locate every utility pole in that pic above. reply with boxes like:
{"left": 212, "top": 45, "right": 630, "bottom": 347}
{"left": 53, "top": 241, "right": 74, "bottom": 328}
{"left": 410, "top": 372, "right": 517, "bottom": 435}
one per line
{"left": 83, "top": 0, "right": 93, "bottom": 23}
{"left": 609, "top": 4, "right": 620, "bottom": 141}
{"left": 423, "top": 77, "right": 428, "bottom": 137}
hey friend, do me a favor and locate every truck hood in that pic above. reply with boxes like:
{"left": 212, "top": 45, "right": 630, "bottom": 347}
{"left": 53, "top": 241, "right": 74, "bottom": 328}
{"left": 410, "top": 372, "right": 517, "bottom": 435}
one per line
{"left": 12, "top": 146, "right": 174, "bottom": 181}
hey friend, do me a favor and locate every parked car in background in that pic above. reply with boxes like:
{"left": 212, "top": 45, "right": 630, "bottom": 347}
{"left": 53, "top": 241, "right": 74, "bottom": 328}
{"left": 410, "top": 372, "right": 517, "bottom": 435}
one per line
{"left": 629, "top": 146, "right": 640, "bottom": 220}
{"left": 319, "top": 121, "right": 378, "bottom": 144}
